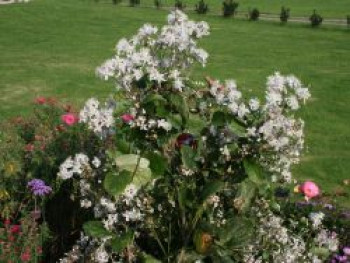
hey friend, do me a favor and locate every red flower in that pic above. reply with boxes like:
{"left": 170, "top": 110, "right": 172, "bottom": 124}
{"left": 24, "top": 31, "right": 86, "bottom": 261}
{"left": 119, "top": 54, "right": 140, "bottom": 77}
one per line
{"left": 10, "top": 225, "right": 21, "bottom": 234}
{"left": 61, "top": 113, "right": 78, "bottom": 126}
{"left": 20, "top": 251, "right": 31, "bottom": 262}
{"left": 24, "top": 144, "right": 35, "bottom": 152}
{"left": 34, "top": 97, "right": 46, "bottom": 105}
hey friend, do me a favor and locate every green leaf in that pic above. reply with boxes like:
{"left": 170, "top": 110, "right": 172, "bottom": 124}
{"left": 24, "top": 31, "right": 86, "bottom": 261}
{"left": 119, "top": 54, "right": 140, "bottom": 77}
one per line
{"left": 103, "top": 170, "right": 132, "bottom": 196}
{"left": 83, "top": 221, "right": 110, "bottom": 238}
{"left": 168, "top": 93, "right": 189, "bottom": 128}
{"left": 181, "top": 145, "right": 196, "bottom": 170}
{"left": 243, "top": 159, "right": 265, "bottom": 185}
{"left": 217, "top": 217, "right": 255, "bottom": 246}
{"left": 142, "top": 94, "right": 167, "bottom": 117}
{"left": 200, "top": 180, "right": 225, "bottom": 203}
{"left": 142, "top": 253, "right": 162, "bottom": 263}
{"left": 211, "top": 111, "right": 227, "bottom": 126}
{"left": 234, "top": 179, "right": 257, "bottom": 212}
{"left": 145, "top": 151, "right": 167, "bottom": 177}
{"left": 115, "top": 154, "right": 152, "bottom": 187}
{"left": 110, "top": 230, "right": 134, "bottom": 253}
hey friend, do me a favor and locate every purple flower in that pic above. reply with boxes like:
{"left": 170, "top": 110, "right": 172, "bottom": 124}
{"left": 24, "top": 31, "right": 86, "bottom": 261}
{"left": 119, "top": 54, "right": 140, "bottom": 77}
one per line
{"left": 343, "top": 247, "right": 350, "bottom": 256}
{"left": 27, "top": 179, "right": 52, "bottom": 196}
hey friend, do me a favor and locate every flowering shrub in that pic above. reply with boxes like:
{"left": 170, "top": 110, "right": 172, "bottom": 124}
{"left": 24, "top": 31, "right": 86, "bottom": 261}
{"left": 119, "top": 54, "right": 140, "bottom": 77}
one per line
{"left": 51, "top": 10, "right": 350, "bottom": 262}
{"left": 0, "top": 10, "right": 349, "bottom": 262}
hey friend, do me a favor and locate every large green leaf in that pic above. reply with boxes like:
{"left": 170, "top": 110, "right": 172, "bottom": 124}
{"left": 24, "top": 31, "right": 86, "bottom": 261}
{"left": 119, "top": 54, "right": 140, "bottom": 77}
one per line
{"left": 168, "top": 93, "right": 189, "bottom": 127}
{"left": 243, "top": 159, "right": 265, "bottom": 185}
{"left": 103, "top": 170, "right": 133, "bottom": 196}
{"left": 181, "top": 145, "right": 196, "bottom": 170}
{"left": 142, "top": 94, "right": 167, "bottom": 117}
{"left": 110, "top": 230, "right": 134, "bottom": 253}
{"left": 234, "top": 179, "right": 257, "bottom": 212}
{"left": 200, "top": 180, "right": 225, "bottom": 203}
{"left": 83, "top": 221, "right": 110, "bottom": 238}
{"left": 211, "top": 111, "right": 227, "bottom": 127}
{"left": 142, "top": 253, "right": 162, "bottom": 263}
{"left": 145, "top": 151, "right": 167, "bottom": 177}
{"left": 115, "top": 154, "right": 152, "bottom": 187}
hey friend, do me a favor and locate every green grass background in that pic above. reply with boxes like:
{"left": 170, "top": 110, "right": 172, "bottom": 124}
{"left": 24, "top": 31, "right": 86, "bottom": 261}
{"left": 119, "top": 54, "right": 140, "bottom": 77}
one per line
{"left": 0, "top": 0, "right": 349, "bottom": 205}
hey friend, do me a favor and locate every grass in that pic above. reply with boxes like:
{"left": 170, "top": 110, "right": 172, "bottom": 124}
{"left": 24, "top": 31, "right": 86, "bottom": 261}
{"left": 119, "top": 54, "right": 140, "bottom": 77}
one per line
{"left": 0, "top": 0, "right": 350, "bottom": 205}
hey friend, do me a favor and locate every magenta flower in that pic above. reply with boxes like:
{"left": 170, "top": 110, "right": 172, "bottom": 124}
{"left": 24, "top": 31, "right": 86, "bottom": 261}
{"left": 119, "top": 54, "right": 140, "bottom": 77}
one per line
{"left": 121, "top": 114, "right": 135, "bottom": 123}
{"left": 298, "top": 181, "right": 320, "bottom": 199}
{"left": 61, "top": 113, "right": 78, "bottom": 126}
{"left": 28, "top": 179, "right": 52, "bottom": 196}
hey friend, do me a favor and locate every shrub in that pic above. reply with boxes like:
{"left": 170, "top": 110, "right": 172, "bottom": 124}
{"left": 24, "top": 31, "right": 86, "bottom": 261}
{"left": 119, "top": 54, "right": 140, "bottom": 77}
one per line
{"left": 280, "top": 6, "right": 290, "bottom": 23}
{"left": 175, "top": 0, "right": 185, "bottom": 10}
{"left": 310, "top": 10, "right": 323, "bottom": 27}
{"left": 129, "top": 0, "right": 140, "bottom": 7}
{"left": 112, "top": 0, "right": 122, "bottom": 4}
{"left": 222, "top": 0, "right": 239, "bottom": 17}
{"left": 347, "top": 15, "right": 350, "bottom": 28}
{"left": 248, "top": 7, "right": 260, "bottom": 21}
{"left": 195, "top": 0, "right": 209, "bottom": 14}
{"left": 154, "top": 0, "right": 161, "bottom": 9}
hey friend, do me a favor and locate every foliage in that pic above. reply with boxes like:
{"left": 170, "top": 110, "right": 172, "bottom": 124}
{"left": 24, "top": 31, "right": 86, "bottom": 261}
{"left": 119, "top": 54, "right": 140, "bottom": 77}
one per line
{"left": 280, "top": 6, "right": 290, "bottom": 23}
{"left": 310, "top": 10, "right": 323, "bottom": 27}
{"left": 195, "top": 0, "right": 209, "bottom": 15}
{"left": 248, "top": 8, "right": 260, "bottom": 21}
{"left": 222, "top": 0, "right": 239, "bottom": 17}
{"left": 175, "top": 0, "right": 186, "bottom": 10}
{"left": 129, "top": 0, "right": 140, "bottom": 7}
{"left": 154, "top": 0, "right": 161, "bottom": 9}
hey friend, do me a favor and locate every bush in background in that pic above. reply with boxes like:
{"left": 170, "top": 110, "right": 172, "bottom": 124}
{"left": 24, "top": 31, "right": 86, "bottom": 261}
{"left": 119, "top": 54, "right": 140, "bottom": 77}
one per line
{"left": 154, "top": 0, "right": 161, "bottom": 9}
{"left": 310, "top": 10, "right": 323, "bottom": 27}
{"left": 175, "top": 0, "right": 185, "bottom": 10}
{"left": 248, "top": 8, "right": 260, "bottom": 21}
{"left": 129, "top": 0, "right": 140, "bottom": 7}
{"left": 280, "top": 6, "right": 290, "bottom": 23}
{"left": 195, "top": 0, "right": 209, "bottom": 14}
{"left": 223, "top": 0, "right": 239, "bottom": 17}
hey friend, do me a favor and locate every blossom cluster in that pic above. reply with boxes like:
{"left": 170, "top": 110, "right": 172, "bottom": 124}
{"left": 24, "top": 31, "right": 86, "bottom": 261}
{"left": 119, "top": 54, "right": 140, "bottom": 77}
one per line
{"left": 208, "top": 72, "right": 311, "bottom": 182}
{"left": 79, "top": 98, "right": 115, "bottom": 137}
{"left": 96, "top": 10, "right": 209, "bottom": 92}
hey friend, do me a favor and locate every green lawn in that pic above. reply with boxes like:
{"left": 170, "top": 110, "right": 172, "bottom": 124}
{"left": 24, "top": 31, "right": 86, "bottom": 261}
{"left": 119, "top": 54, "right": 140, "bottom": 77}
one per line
{"left": 0, "top": 0, "right": 349, "bottom": 205}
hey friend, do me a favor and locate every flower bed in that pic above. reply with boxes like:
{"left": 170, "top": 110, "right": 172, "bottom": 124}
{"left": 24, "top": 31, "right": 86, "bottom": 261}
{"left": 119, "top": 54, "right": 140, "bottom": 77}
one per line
{"left": 0, "top": 10, "right": 349, "bottom": 263}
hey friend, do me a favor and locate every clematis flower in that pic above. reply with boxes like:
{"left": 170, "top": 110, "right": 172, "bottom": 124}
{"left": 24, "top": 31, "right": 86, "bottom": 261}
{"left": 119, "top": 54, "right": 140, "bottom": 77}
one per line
{"left": 61, "top": 113, "right": 78, "bottom": 126}
{"left": 176, "top": 133, "right": 197, "bottom": 149}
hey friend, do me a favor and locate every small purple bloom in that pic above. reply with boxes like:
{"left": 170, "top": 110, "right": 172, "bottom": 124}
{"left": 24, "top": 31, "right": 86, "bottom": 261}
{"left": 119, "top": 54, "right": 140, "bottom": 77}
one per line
{"left": 28, "top": 179, "right": 52, "bottom": 196}
{"left": 343, "top": 247, "right": 350, "bottom": 256}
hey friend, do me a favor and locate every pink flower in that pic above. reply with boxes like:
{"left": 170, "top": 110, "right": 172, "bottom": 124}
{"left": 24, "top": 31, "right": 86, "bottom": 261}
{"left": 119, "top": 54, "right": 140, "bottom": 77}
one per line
{"left": 61, "top": 113, "right": 78, "bottom": 126}
{"left": 20, "top": 251, "right": 31, "bottom": 262}
{"left": 24, "top": 144, "right": 34, "bottom": 152}
{"left": 10, "top": 225, "right": 21, "bottom": 234}
{"left": 34, "top": 97, "right": 46, "bottom": 105}
{"left": 121, "top": 114, "right": 135, "bottom": 123}
{"left": 298, "top": 181, "right": 320, "bottom": 199}
{"left": 343, "top": 247, "right": 350, "bottom": 256}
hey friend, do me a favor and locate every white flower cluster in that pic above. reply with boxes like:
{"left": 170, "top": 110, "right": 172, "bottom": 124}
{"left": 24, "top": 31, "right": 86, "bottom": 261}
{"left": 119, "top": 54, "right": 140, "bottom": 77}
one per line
{"left": 244, "top": 201, "right": 338, "bottom": 263}
{"left": 131, "top": 114, "right": 172, "bottom": 132}
{"left": 58, "top": 153, "right": 90, "bottom": 180}
{"left": 96, "top": 10, "right": 209, "bottom": 91}
{"left": 208, "top": 72, "right": 311, "bottom": 182}
{"left": 79, "top": 98, "right": 115, "bottom": 137}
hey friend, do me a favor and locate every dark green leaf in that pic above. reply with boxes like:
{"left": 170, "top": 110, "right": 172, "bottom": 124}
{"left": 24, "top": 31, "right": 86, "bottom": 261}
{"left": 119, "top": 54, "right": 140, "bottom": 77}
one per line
{"left": 181, "top": 145, "right": 196, "bottom": 170}
{"left": 200, "top": 180, "right": 225, "bottom": 203}
{"left": 83, "top": 221, "right": 110, "bottom": 238}
{"left": 145, "top": 151, "right": 167, "bottom": 177}
{"left": 110, "top": 230, "right": 134, "bottom": 253}
{"left": 243, "top": 159, "right": 265, "bottom": 185}
{"left": 168, "top": 93, "right": 189, "bottom": 128}
{"left": 103, "top": 170, "right": 132, "bottom": 196}
{"left": 212, "top": 111, "right": 227, "bottom": 126}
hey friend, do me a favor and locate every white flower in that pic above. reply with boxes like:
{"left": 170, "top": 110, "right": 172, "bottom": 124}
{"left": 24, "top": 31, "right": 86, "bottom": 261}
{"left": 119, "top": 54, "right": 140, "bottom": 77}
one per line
{"left": 92, "top": 157, "right": 101, "bottom": 168}
{"left": 309, "top": 212, "right": 325, "bottom": 229}
{"left": 249, "top": 98, "right": 260, "bottom": 111}
{"left": 124, "top": 184, "right": 138, "bottom": 200}
{"left": 157, "top": 119, "right": 172, "bottom": 131}
{"left": 95, "top": 245, "right": 109, "bottom": 263}
{"left": 123, "top": 208, "right": 142, "bottom": 222}
{"left": 80, "top": 199, "right": 92, "bottom": 208}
